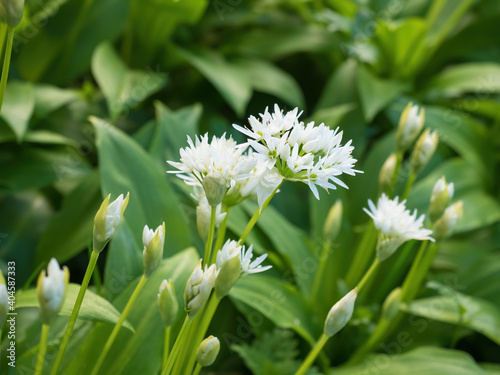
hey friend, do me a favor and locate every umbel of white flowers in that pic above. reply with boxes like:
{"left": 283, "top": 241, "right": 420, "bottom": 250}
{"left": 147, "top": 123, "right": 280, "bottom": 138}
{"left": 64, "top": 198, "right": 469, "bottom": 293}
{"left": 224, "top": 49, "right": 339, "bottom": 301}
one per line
{"left": 324, "top": 288, "right": 357, "bottom": 337}
{"left": 0, "top": 271, "right": 8, "bottom": 329}
{"left": 37, "top": 258, "right": 69, "bottom": 325}
{"left": 142, "top": 222, "right": 165, "bottom": 278}
{"left": 364, "top": 194, "right": 434, "bottom": 261}
{"left": 93, "top": 193, "right": 130, "bottom": 252}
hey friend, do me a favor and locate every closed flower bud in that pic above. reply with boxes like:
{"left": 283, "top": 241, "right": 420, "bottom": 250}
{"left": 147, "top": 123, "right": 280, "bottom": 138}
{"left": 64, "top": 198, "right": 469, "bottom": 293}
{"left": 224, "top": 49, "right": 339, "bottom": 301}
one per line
{"left": 410, "top": 129, "right": 438, "bottom": 173}
{"left": 0, "top": 0, "right": 24, "bottom": 28}
{"left": 194, "top": 188, "right": 226, "bottom": 241}
{"left": 324, "top": 288, "right": 357, "bottom": 337}
{"left": 397, "top": 102, "right": 425, "bottom": 152}
{"left": 143, "top": 222, "right": 165, "bottom": 278}
{"left": 0, "top": 271, "right": 8, "bottom": 329}
{"left": 378, "top": 153, "right": 397, "bottom": 193}
{"left": 323, "top": 200, "right": 343, "bottom": 242}
{"left": 381, "top": 287, "right": 401, "bottom": 321}
{"left": 215, "top": 240, "right": 242, "bottom": 299}
{"left": 196, "top": 336, "right": 220, "bottom": 367}
{"left": 202, "top": 171, "right": 228, "bottom": 207}
{"left": 184, "top": 260, "right": 217, "bottom": 318}
{"left": 429, "top": 177, "right": 454, "bottom": 223}
{"left": 37, "top": 259, "right": 69, "bottom": 325}
{"left": 158, "top": 279, "right": 178, "bottom": 327}
{"left": 93, "top": 193, "right": 130, "bottom": 252}
{"left": 434, "top": 201, "right": 463, "bottom": 240}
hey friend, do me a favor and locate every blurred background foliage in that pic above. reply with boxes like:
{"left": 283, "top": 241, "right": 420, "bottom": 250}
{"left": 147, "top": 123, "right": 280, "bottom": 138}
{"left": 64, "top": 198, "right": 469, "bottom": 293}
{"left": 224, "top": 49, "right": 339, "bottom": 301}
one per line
{"left": 2, "top": 0, "right": 500, "bottom": 373}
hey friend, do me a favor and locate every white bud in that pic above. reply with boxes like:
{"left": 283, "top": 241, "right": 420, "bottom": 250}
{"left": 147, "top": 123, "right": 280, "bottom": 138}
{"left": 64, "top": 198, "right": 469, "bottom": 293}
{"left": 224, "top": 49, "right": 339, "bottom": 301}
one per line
{"left": 434, "top": 201, "right": 463, "bottom": 240}
{"left": 410, "top": 129, "right": 438, "bottom": 173}
{"left": 184, "top": 261, "right": 217, "bottom": 318}
{"left": 93, "top": 193, "right": 130, "bottom": 252}
{"left": 397, "top": 102, "right": 425, "bottom": 152}
{"left": 37, "top": 258, "right": 69, "bottom": 325}
{"left": 378, "top": 153, "right": 397, "bottom": 193}
{"left": 143, "top": 222, "right": 165, "bottom": 278}
{"left": 324, "top": 288, "right": 357, "bottom": 337}
{"left": 0, "top": 0, "right": 24, "bottom": 28}
{"left": 215, "top": 240, "right": 242, "bottom": 298}
{"left": 196, "top": 336, "right": 220, "bottom": 367}
{"left": 194, "top": 191, "right": 226, "bottom": 241}
{"left": 158, "top": 279, "right": 178, "bottom": 327}
{"left": 0, "top": 271, "right": 8, "bottom": 329}
{"left": 429, "top": 177, "right": 454, "bottom": 223}
{"left": 202, "top": 171, "right": 228, "bottom": 206}
{"left": 323, "top": 200, "right": 343, "bottom": 242}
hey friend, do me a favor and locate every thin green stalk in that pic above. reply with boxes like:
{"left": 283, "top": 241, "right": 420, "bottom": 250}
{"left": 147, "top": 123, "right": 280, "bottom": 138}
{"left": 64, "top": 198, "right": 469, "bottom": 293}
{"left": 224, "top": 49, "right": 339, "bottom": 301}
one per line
{"left": 0, "top": 24, "right": 7, "bottom": 58}
{"left": 203, "top": 206, "right": 217, "bottom": 266}
{"left": 239, "top": 183, "right": 282, "bottom": 244}
{"left": 162, "top": 327, "right": 171, "bottom": 372}
{"left": 310, "top": 239, "right": 331, "bottom": 303}
{"left": 91, "top": 274, "right": 148, "bottom": 375}
{"left": 295, "top": 333, "right": 329, "bottom": 375}
{"left": 0, "top": 27, "right": 15, "bottom": 112}
{"left": 399, "top": 241, "right": 429, "bottom": 302}
{"left": 51, "top": 250, "right": 100, "bottom": 375}
{"left": 345, "top": 222, "right": 377, "bottom": 287}
{"left": 88, "top": 244, "right": 103, "bottom": 295}
{"left": 162, "top": 316, "right": 193, "bottom": 375}
{"left": 401, "top": 171, "right": 416, "bottom": 200}
{"left": 210, "top": 208, "right": 229, "bottom": 264}
{"left": 192, "top": 363, "right": 202, "bottom": 375}
{"left": 356, "top": 258, "right": 381, "bottom": 294}
{"left": 35, "top": 324, "right": 50, "bottom": 375}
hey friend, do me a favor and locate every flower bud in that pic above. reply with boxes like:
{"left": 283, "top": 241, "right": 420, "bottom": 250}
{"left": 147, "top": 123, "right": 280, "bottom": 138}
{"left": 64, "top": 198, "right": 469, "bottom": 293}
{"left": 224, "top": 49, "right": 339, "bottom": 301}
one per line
{"left": 410, "top": 129, "right": 438, "bottom": 173}
{"left": 381, "top": 287, "right": 401, "bottom": 321}
{"left": 378, "top": 153, "right": 397, "bottom": 193}
{"left": 429, "top": 177, "right": 454, "bottom": 223}
{"left": 202, "top": 171, "right": 228, "bottom": 206}
{"left": 397, "top": 102, "right": 425, "bottom": 152}
{"left": 158, "top": 279, "right": 178, "bottom": 327}
{"left": 184, "top": 260, "right": 217, "bottom": 318}
{"left": 143, "top": 222, "right": 165, "bottom": 278}
{"left": 324, "top": 288, "right": 357, "bottom": 337}
{"left": 37, "top": 258, "right": 69, "bottom": 325}
{"left": 93, "top": 193, "right": 130, "bottom": 252}
{"left": 433, "top": 201, "right": 463, "bottom": 240}
{"left": 0, "top": 271, "right": 8, "bottom": 329}
{"left": 196, "top": 336, "right": 220, "bottom": 367}
{"left": 323, "top": 200, "right": 343, "bottom": 242}
{"left": 195, "top": 193, "right": 226, "bottom": 241}
{"left": 215, "top": 240, "right": 242, "bottom": 299}
{"left": 0, "top": 0, "right": 24, "bottom": 28}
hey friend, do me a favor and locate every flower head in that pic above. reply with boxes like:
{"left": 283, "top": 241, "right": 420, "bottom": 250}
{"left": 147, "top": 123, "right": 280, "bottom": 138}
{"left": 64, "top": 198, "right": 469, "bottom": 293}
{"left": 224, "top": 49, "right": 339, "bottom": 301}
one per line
{"left": 240, "top": 244, "right": 272, "bottom": 276}
{"left": 364, "top": 194, "right": 434, "bottom": 260}
{"left": 93, "top": 193, "right": 130, "bottom": 252}
{"left": 184, "top": 260, "right": 218, "bottom": 318}
{"left": 37, "top": 258, "right": 69, "bottom": 325}
{"left": 142, "top": 222, "right": 165, "bottom": 278}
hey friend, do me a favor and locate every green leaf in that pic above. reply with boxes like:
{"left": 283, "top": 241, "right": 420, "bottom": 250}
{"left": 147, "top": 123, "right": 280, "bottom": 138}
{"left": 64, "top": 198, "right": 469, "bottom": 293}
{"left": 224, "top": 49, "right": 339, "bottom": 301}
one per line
{"left": 403, "top": 291, "right": 500, "bottom": 346}
{"left": 0, "top": 81, "right": 35, "bottom": 142}
{"left": 334, "top": 347, "right": 488, "bottom": 374}
{"left": 177, "top": 48, "right": 252, "bottom": 116}
{"left": 36, "top": 171, "right": 101, "bottom": 264}
{"left": 308, "top": 103, "right": 356, "bottom": 128}
{"left": 357, "top": 65, "right": 409, "bottom": 122}
{"left": 229, "top": 275, "right": 320, "bottom": 345}
{"left": 16, "top": 283, "right": 133, "bottom": 331}
{"left": 91, "top": 117, "right": 190, "bottom": 296}
{"left": 91, "top": 42, "right": 168, "bottom": 120}
{"left": 315, "top": 59, "right": 358, "bottom": 112}
{"left": 62, "top": 248, "right": 199, "bottom": 375}
{"left": 33, "top": 84, "right": 80, "bottom": 119}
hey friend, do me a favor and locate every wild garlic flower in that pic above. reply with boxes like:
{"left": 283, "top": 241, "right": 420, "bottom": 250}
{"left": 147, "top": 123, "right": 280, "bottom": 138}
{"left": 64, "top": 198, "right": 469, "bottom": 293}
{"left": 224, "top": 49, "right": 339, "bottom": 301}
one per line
{"left": 93, "top": 193, "right": 130, "bottom": 252}
{"left": 233, "top": 105, "right": 360, "bottom": 200}
{"left": 324, "top": 288, "right": 357, "bottom": 337}
{"left": 168, "top": 134, "right": 256, "bottom": 206}
{"left": 434, "top": 201, "right": 463, "bottom": 240}
{"left": 196, "top": 336, "right": 220, "bottom": 367}
{"left": 411, "top": 129, "right": 438, "bottom": 172}
{"left": 240, "top": 244, "right": 272, "bottom": 276}
{"left": 364, "top": 194, "right": 434, "bottom": 261}
{"left": 429, "top": 177, "right": 454, "bottom": 222}
{"left": 192, "top": 187, "right": 227, "bottom": 241}
{"left": 184, "top": 260, "right": 218, "bottom": 318}
{"left": 37, "top": 258, "right": 69, "bottom": 325}
{"left": 142, "top": 223, "right": 165, "bottom": 278}
{"left": 397, "top": 102, "right": 425, "bottom": 152}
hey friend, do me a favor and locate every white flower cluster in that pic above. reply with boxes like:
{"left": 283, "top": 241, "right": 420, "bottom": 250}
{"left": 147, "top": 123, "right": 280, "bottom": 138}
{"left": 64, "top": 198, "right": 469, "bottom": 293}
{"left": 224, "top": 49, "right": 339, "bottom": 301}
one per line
{"left": 216, "top": 239, "right": 272, "bottom": 277}
{"left": 233, "top": 104, "right": 360, "bottom": 199}
{"left": 364, "top": 194, "right": 434, "bottom": 260}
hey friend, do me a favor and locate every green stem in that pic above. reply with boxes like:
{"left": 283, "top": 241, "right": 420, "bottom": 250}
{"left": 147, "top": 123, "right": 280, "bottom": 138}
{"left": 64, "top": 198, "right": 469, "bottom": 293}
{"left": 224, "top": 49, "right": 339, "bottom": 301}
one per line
{"left": 89, "top": 244, "right": 103, "bottom": 295}
{"left": 345, "top": 222, "right": 377, "bottom": 287}
{"left": 192, "top": 363, "right": 202, "bottom": 375}
{"left": 162, "top": 316, "right": 193, "bottom": 375}
{"left": 347, "top": 318, "right": 392, "bottom": 364}
{"left": 310, "top": 239, "right": 331, "bottom": 303}
{"left": 401, "top": 171, "right": 416, "bottom": 200}
{"left": 35, "top": 324, "right": 50, "bottom": 375}
{"left": 162, "top": 326, "right": 171, "bottom": 372}
{"left": 91, "top": 274, "right": 148, "bottom": 375}
{"left": 211, "top": 208, "right": 229, "bottom": 264}
{"left": 295, "top": 333, "right": 329, "bottom": 375}
{"left": 356, "top": 258, "right": 381, "bottom": 294}
{"left": 0, "top": 27, "right": 15, "bottom": 112}
{"left": 50, "top": 250, "right": 100, "bottom": 375}
{"left": 203, "top": 206, "right": 217, "bottom": 266}
{"left": 239, "top": 183, "right": 282, "bottom": 244}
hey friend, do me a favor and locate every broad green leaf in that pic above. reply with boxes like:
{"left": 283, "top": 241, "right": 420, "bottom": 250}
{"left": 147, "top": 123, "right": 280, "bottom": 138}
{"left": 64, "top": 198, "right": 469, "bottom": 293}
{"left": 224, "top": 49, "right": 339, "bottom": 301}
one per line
{"left": 0, "top": 128, "right": 76, "bottom": 145}
{"left": 91, "top": 42, "right": 167, "bottom": 120}
{"left": 177, "top": 48, "right": 252, "bottom": 116}
{"left": 16, "top": 283, "right": 133, "bottom": 331}
{"left": 233, "top": 58, "right": 305, "bottom": 108}
{"left": 403, "top": 292, "right": 500, "bottom": 345}
{"left": 308, "top": 103, "right": 356, "bottom": 128}
{"left": 315, "top": 59, "right": 358, "bottom": 112}
{"left": 334, "top": 347, "right": 488, "bottom": 374}
{"left": 0, "top": 81, "right": 35, "bottom": 142}
{"left": 357, "top": 65, "right": 409, "bottom": 122}
{"left": 36, "top": 171, "right": 101, "bottom": 264}
{"left": 92, "top": 117, "right": 190, "bottom": 296}
{"left": 229, "top": 275, "right": 320, "bottom": 345}
{"left": 423, "top": 63, "right": 500, "bottom": 100}
{"left": 62, "top": 248, "right": 199, "bottom": 375}
{"left": 33, "top": 84, "right": 80, "bottom": 119}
